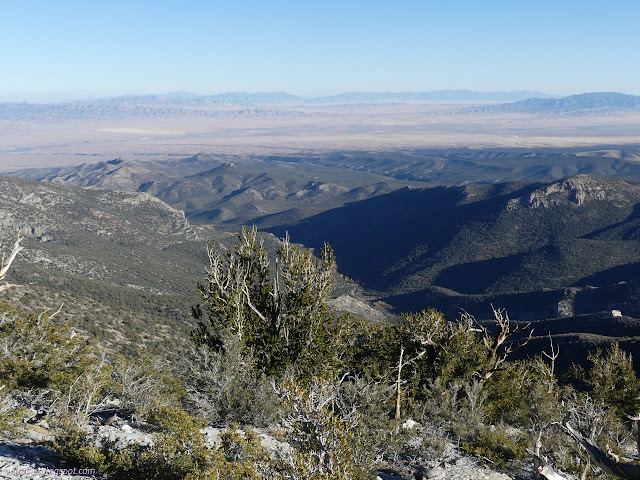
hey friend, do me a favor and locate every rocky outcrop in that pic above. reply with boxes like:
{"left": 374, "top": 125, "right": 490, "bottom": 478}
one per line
{"left": 507, "top": 175, "right": 633, "bottom": 210}
{"left": 330, "top": 295, "right": 391, "bottom": 323}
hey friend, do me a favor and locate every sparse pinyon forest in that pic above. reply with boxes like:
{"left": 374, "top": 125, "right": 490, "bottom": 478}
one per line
{"left": 3, "top": 221, "right": 640, "bottom": 480}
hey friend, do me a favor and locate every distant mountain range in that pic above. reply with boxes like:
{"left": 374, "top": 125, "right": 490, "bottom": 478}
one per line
{"left": 11, "top": 146, "right": 640, "bottom": 229}
{"left": 1, "top": 89, "right": 554, "bottom": 107}
{"left": 303, "top": 90, "right": 555, "bottom": 103}
{"left": 10, "top": 154, "right": 410, "bottom": 230}
{"left": 468, "top": 92, "right": 640, "bottom": 114}
{"left": 2, "top": 90, "right": 639, "bottom": 121}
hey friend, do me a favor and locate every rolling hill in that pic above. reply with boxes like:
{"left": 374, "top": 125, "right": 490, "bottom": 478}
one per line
{"left": 10, "top": 154, "right": 412, "bottom": 229}
{"left": 257, "top": 146, "right": 640, "bottom": 185}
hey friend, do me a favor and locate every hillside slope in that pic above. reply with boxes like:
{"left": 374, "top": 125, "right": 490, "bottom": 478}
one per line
{"left": 269, "top": 175, "right": 640, "bottom": 319}
{"left": 0, "top": 175, "right": 206, "bottom": 355}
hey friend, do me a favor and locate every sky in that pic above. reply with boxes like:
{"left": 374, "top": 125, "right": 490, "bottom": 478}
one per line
{"left": 1, "top": 0, "right": 639, "bottom": 101}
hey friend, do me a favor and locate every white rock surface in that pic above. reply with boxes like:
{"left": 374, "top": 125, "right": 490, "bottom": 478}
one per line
{"left": 0, "top": 442, "right": 95, "bottom": 480}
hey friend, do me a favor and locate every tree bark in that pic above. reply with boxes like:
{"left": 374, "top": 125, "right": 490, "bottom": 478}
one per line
{"left": 565, "top": 423, "right": 640, "bottom": 479}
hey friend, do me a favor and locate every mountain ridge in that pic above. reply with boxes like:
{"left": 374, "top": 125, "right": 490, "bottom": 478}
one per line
{"left": 8, "top": 154, "right": 413, "bottom": 230}
{"left": 467, "top": 92, "right": 640, "bottom": 114}
{"left": 267, "top": 174, "right": 640, "bottom": 319}
{"left": 1, "top": 89, "right": 554, "bottom": 107}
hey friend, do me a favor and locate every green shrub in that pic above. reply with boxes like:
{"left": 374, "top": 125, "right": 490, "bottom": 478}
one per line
{"left": 460, "top": 424, "right": 528, "bottom": 466}
{"left": 51, "top": 414, "right": 108, "bottom": 474}
{"left": 0, "top": 302, "right": 95, "bottom": 393}
{"left": 205, "top": 427, "right": 274, "bottom": 480}
{"left": 193, "top": 227, "right": 352, "bottom": 381}
{"left": 54, "top": 406, "right": 213, "bottom": 480}
{"left": 111, "top": 353, "right": 185, "bottom": 422}
{"left": 586, "top": 342, "right": 640, "bottom": 421}
{"left": 0, "top": 388, "right": 24, "bottom": 438}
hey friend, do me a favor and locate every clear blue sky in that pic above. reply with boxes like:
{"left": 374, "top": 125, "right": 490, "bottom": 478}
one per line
{"left": 1, "top": 0, "right": 639, "bottom": 100}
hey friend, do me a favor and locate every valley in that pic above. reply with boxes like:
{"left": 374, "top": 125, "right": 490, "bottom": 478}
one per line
{"left": 3, "top": 91, "right": 640, "bottom": 365}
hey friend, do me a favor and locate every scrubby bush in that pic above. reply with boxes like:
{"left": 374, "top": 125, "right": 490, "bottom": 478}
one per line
{"left": 206, "top": 427, "right": 274, "bottom": 480}
{"left": 0, "top": 386, "right": 24, "bottom": 437}
{"left": 0, "top": 302, "right": 95, "bottom": 393}
{"left": 276, "top": 378, "right": 371, "bottom": 480}
{"left": 184, "top": 339, "right": 279, "bottom": 426}
{"left": 0, "top": 301, "right": 117, "bottom": 432}
{"left": 111, "top": 353, "right": 185, "bottom": 423}
{"left": 52, "top": 406, "right": 211, "bottom": 479}
{"left": 50, "top": 414, "right": 108, "bottom": 474}
{"left": 460, "top": 423, "right": 529, "bottom": 466}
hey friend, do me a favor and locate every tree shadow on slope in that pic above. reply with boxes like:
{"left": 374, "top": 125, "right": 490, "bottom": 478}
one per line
{"left": 432, "top": 253, "right": 527, "bottom": 295}
{"left": 582, "top": 203, "right": 640, "bottom": 241}
{"left": 267, "top": 182, "right": 543, "bottom": 292}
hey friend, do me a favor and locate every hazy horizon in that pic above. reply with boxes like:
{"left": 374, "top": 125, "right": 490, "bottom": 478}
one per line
{"left": 3, "top": 88, "right": 640, "bottom": 105}
{"left": 0, "top": 88, "right": 557, "bottom": 104}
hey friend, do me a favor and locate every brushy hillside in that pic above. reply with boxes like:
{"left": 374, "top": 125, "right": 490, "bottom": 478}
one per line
{"left": 2, "top": 228, "right": 640, "bottom": 480}
{"left": 0, "top": 175, "right": 207, "bottom": 357}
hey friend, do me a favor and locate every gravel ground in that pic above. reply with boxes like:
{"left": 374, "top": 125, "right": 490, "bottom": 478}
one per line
{"left": 1, "top": 425, "right": 539, "bottom": 480}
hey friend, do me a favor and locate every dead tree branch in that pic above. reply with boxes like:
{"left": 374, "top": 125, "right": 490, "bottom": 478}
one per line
{"left": 479, "top": 305, "right": 534, "bottom": 381}
{"left": 0, "top": 234, "right": 23, "bottom": 293}
{"left": 564, "top": 422, "right": 640, "bottom": 479}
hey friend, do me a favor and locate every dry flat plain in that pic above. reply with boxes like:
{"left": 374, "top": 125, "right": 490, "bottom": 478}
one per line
{"left": 2, "top": 102, "right": 640, "bottom": 171}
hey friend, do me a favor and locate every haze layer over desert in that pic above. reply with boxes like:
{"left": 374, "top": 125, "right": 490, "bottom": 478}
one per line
{"left": 2, "top": 99, "right": 640, "bottom": 171}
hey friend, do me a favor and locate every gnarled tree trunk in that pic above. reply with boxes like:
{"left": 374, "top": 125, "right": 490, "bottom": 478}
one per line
{"left": 535, "top": 422, "right": 640, "bottom": 480}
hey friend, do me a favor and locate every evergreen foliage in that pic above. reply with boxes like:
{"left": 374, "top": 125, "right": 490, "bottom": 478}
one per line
{"left": 192, "top": 226, "right": 352, "bottom": 380}
{"left": 0, "top": 301, "right": 95, "bottom": 392}
{"left": 586, "top": 342, "right": 640, "bottom": 421}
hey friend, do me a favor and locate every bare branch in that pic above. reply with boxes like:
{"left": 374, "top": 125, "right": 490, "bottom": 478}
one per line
{"left": 0, "top": 235, "right": 23, "bottom": 293}
{"left": 241, "top": 281, "right": 268, "bottom": 324}
{"left": 0, "top": 234, "right": 23, "bottom": 281}
{"left": 479, "top": 305, "right": 533, "bottom": 381}
{"left": 50, "top": 303, "right": 64, "bottom": 319}
{"left": 532, "top": 429, "right": 573, "bottom": 480}
{"left": 542, "top": 332, "right": 560, "bottom": 394}
{"left": 565, "top": 422, "right": 640, "bottom": 479}
{"left": 0, "top": 284, "right": 19, "bottom": 293}
{"left": 533, "top": 453, "right": 572, "bottom": 480}
{"left": 394, "top": 344, "right": 426, "bottom": 420}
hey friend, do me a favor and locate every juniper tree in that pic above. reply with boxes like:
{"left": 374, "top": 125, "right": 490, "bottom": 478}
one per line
{"left": 192, "top": 226, "right": 350, "bottom": 380}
